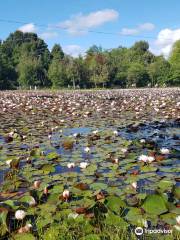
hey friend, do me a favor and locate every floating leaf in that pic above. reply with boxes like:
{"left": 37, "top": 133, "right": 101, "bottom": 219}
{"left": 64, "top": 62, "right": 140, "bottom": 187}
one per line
{"left": 40, "top": 164, "right": 55, "bottom": 174}
{"left": 142, "top": 194, "right": 168, "bottom": 215}
{"left": 105, "top": 196, "right": 126, "bottom": 213}
{"left": 91, "top": 182, "right": 107, "bottom": 191}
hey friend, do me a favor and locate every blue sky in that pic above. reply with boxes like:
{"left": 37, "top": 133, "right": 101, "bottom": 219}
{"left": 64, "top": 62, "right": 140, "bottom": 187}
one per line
{"left": 0, "top": 0, "right": 180, "bottom": 57}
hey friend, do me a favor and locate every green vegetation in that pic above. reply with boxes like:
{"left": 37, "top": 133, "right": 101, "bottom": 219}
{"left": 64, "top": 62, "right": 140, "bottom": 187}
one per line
{"left": 0, "top": 31, "right": 180, "bottom": 90}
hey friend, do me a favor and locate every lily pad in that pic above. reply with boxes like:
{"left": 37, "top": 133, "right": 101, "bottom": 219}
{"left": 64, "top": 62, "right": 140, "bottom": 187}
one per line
{"left": 105, "top": 196, "right": 126, "bottom": 213}
{"left": 142, "top": 194, "right": 168, "bottom": 215}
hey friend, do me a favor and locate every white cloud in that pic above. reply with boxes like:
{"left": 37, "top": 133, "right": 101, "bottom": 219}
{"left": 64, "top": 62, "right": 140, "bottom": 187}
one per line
{"left": 40, "top": 31, "right": 58, "bottom": 40}
{"left": 121, "top": 28, "right": 139, "bottom": 36}
{"left": 121, "top": 22, "right": 155, "bottom": 36}
{"left": 59, "top": 9, "right": 119, "bottom": 35}
{"left": 63, "top": 45, "right": 84, "bottom": 57}
{"left": 18, "top": 23, "right": 58, "bottom": 40}
{"left": 139, "top": 23, "right": 155, "bottom": 31}
{"left": 19, "top": 23, "right": 38, "bottom": 33}
{"left": 151, "top": 28, "right": 180, "bottom": 57}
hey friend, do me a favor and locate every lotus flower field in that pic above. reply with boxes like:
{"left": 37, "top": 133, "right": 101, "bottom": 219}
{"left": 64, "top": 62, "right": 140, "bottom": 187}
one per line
{"left": 0, "top": 88, "right": 180, "bottom": 240}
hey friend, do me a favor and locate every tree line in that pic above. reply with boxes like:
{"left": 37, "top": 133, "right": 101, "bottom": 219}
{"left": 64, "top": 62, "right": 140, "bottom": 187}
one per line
{"left": 0, "top": 31, "right": 179, "bottom": 90}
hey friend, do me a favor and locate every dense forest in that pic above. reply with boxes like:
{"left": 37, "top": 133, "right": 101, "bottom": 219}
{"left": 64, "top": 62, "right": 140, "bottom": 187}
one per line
{"left": 0, "top": 30, "right": 179, "bottom": 90}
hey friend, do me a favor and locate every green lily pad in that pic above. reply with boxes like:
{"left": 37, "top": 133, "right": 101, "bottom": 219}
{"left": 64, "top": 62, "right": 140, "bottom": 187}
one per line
{"left": 142, "top": 194, "right": 168, "bottom": 215}
{"left": 40, "top": 164, "right": 55, "bottom": 174}
{"left": 91, "top": 182, "right": 107, "bottom": 190}
{"left": 125, "top": 207, "right": 145, "bottom": 226}
{"left": 160, "top": 213, "right": 177, "bottom": 225}
{"left": 141, "top": 165, "right": 157, "bottom": 172}
{"left": 105, "top": 196, "right": 126, "bottom": 213}
{"left": 173, "top": 186, "right": 180, "bottom": 199}
{"left": 157, "top": 179, "right": 175, "bottom": 192}
{"left": 46, "top": 151, "right": 59, "bottom": 160}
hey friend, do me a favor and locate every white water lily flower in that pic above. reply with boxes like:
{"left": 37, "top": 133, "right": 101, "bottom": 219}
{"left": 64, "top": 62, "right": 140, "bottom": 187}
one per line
{"left": 147, "top": 156, "right": 155, "bottom": 163}
{"left": 29, "top": 197, "right": 36, "bottom": 207}
{"left": 113, "top": 130, "right": 118, "bottom": 136}
{"left": 140, "top": 139, "right": 146, "bottom": 143}
{"left": 80, "top": 162, "right": 89, "bottom": 169}
{"left": 62, "top": 189, "right": 70, "bottom": 199}
{"left": 26, "top": 223, "right": 32, "bottom": 228}
{"left": 114, "top": 158, "right": 119, "bottom": 164}
{"left": 73, "top": 133, "right": 78, "bottom": 137}
{"left": 92, "top": 130, "right": 98, "bottom": 134}
{"left": 15, "top": 210, "right": 27, "bottom": 220}
{"left": 67, "top": 163, "right": 75, "bottom": 168}
{"left": 176, "top": 216, "right": 180, "bottom": 225}
{"left": 121, "top": 148, "right": 128, "bottom": 154}
{"left": 84, "top": 147, "right": 90, "bottom": 153}
{"left": 6, "top": 159, "right": 12, "bottom": 167}
{"left": 160, "top": 148, "right": 170, "bottom": 154}
{"left": 8, "top": 131, "right": 14, "bottom": 137}
{"left": 138, "top": 155, "right": 149, "bottom": 162}
{"left": 131, "top": 182, "right": 137, "bottom": 189}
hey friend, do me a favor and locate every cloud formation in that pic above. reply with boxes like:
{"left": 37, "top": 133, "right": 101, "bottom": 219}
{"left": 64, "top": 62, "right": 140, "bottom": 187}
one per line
{"left": 18, "top": 23, "right": 38, "bottom": 33}
{"left": 39, "top": 31, "right": 58, "bottom": 40}
{"left": 19, "top": 23, "right": 58, "bottom": 40}
{"left": 63, "top": 45, "right": 84, "bottom": 57}
{"left": 121, "top": 23, "right": 155, "bottom": 36}
{"left": 151, "top": 28, "right": 180, "bottom": 56}
{"left": 59, "top": 9, "right": 119, "bottom": 35}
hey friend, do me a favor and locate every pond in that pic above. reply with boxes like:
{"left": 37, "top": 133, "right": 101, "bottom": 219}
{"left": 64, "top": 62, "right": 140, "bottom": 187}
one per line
{"left": 0, "top": 89, "right": 179, "bottom": 240}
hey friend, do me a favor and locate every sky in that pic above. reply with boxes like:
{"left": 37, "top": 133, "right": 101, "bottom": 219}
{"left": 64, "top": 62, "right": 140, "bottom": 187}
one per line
{"left": 0, "top": 0, "right": 180, "bottom": 57}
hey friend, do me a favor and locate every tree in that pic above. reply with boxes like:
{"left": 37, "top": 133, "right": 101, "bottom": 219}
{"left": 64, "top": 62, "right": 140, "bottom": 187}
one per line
{"left": 65, "top": 56, "right": 88, "bottom": 89}
{"left": 0, "top": 45, "right": 17, "bottom": 89}
{"left": 169, "top": 40, "right": 180, "bottom": 66}
{"left": 168, "top": 40, "right": 180, "bottom": 86}
{"left": 51, "top": 44, "right": 64, "bottom": 60}
{"left": 1, "top": 31, "right": 51, "bottom": 88}
{"left": 86, "top": 45, "right": 103, "bottom": 56}
{"left": 48, "top": 59, "right": 67, "bottom": 88}
{"left": 106, "top": 47, "right": 129, "bottom": 87}
{"left": 132, "top": 41, "right": 149, "bottom": 53}
{"left": 87, "top": 53, "right": 109, "bottom": 88}
{"left": 148, "top": 56, "right": 171, "bottom": 86}
{"left": 75, "top": 56, "right": 89, "bottom": 88}
{"left": 127, "top": 63, "right": 150, "bottom": 87}
{"left": 0, "top": 57, "right": 17, "bottom": 90}
{"left": 17, "top": 53, "right": 45, "bottom": 88}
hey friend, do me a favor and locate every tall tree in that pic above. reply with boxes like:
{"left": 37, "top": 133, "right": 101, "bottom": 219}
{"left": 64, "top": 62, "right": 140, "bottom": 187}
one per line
{"left": 168, "top": 40, "right": 180, "bottom": 85}
{"left": 1, "top": 31, "right": 51, "bottom": 88}
{"left": 127, "top": 63, "right": 150, "bottom": 87}
{"left": 86, "top": 45, "right": 103, "bottom": 56}
{"left": 148, "top": 56, "right": 171, "bottom": 86}
{"left": 48, "top": 59, "right": 66, "bottom": 88}
{"left": 0, "top": 44, "right": 17, "bottom": 89}
{"left": 169, "top": 40, "right": 180, "bottom": 66}
{"left": 17, "top": 53, "right": 45, "bottom": 88}
{"left": 51, "top": 44, "right": 64, "bottom": 60}
{"left": 87, "top": 53, "right": 109, "bottom": 88}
